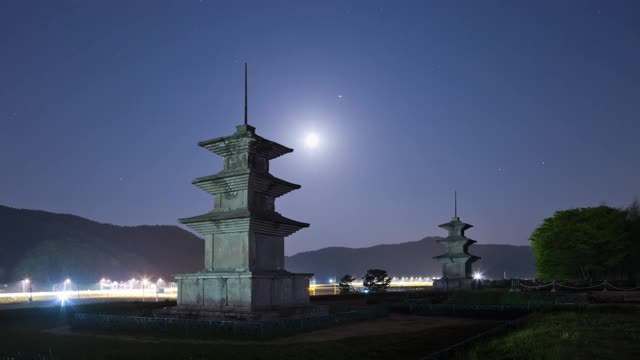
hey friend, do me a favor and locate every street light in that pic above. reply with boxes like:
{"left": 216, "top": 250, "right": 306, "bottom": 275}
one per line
{"left": 58, "top": 293, "right": 67, "bottom": 306}
{"left": 64, "top": 278, "right": 71, "bottom": 292}
{"left": 472, "top": 272, "right": 484, "bottom": 290}
{"left": 155, "top": 278, "right": 164, "bottom": 302}
{"left": 142, "top": 278, "right": 148, "bottom": 302}
{"left": 22, "top": 278, "right": 33, "bottom": 303}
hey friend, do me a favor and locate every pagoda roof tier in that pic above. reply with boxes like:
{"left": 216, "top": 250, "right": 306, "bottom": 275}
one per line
{"left": 436, "top": 236, "right": 477, "bottom": 244}
{"left": 192, "top": 169, "right": 301, "bottom": 197}
{"left": 433, "top": 253, "right": 474, "bottom": 259}
{"left": 198, "top": 125, "right": 293, "bottom": 160}
{"left": 179, "top": 209, "right": 309, "bottom": 237}
{"left": 438, "top": 217, "right": 473, "bottom": 231}
{"left": 433, "top": 254, "right": 481, "bottom": 262}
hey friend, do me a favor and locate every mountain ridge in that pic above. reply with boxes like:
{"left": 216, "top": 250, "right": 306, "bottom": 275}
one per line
{"left": 285, "top": 237, "right": 535, "bottom": 280}
{"left": 0, "top": 205, "right": 536, "bottom": 285}
{"left": 0, "top": 205, "right": 204, "bottom": 284}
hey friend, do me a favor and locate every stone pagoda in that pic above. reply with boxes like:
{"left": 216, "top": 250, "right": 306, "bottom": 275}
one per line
{"left": 167, "top": 64, "right": 317, "bottom": 320}
{"left": 433, "top": 192, "right": 480, "bottom": 289}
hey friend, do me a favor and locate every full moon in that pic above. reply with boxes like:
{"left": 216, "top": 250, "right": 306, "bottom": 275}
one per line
{"left": 304, "top": 133, "right": 320, "bottom": 149}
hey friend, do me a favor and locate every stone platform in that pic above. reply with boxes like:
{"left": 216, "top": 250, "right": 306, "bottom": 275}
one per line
{"left": 433, "top": 278, "right": 474, "bottom": 290}
{"left": 157, "top": 270, "right": 326, "bottom": 320}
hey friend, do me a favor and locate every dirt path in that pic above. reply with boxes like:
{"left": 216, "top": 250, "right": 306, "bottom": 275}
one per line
{"left": 43, "top": 314, "right": 499, "bottom": 345}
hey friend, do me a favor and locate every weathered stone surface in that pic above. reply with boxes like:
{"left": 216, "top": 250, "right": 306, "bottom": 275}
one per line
{"left": 433, "top": 216, "right": 480, "bottom": 288}
{"left": 174, "top": 272, "right": 314, "bottom": 312}
{"left": 170, "top": 124, "right": 314, "bottom": 319}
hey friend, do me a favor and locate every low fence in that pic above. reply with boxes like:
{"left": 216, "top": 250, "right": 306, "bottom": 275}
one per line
{"left": 514, "top": 280, "right": 640, "bottom": 292}
{"left": 72, "top": 307, "right": 387, "bottom": 338}
{"left": 394, "top": 301, "right": 566, "bottom": 315}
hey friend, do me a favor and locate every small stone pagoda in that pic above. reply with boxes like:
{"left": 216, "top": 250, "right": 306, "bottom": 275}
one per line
{"left": 166, "top": 65, "right": 318, "bottom": 320}
{"left": 433, "top": 193, "right": 480, "bottom": 289}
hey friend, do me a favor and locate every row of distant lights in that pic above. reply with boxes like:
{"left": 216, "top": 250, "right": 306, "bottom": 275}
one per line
{"left": 391, "top": 277, "right": 439, "bottom": 282}
{"left": 314, "top": 273, "right": 484, "bottom": 285}
{"left": 22, "top": 278, "right": 71, "bottom": 285}
{"left": 317, "top": 276, "right": 441, "bottom": 285}
{"left": 100, "top": 278, "right": 165, "bottom": 285}
{"left": 23, "top": 274, "right": 483, "bottom": 286}
{"left": 21, "top": 277, "right": 165, "bottom": 286}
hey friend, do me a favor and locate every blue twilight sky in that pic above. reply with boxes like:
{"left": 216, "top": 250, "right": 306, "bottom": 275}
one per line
{"left": 1, "top": 1, "right": 639, "bottom": 255}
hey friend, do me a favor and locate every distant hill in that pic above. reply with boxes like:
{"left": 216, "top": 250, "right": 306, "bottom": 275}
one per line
{"left": 0, "top": 205, "right": 535, "bottom": 286}
{"left": 0, "top": 205, "right": 203, "bottom": 285}
{"left": 285, "top": 238, "right": 535, "bottom": 281}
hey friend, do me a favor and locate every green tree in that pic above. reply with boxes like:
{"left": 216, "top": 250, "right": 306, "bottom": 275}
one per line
{"left": 338, "top": 274, "right": 356, "bottom": 294}
{"left": 530, "top": 206, "right": 630, "bottom": 280}
{"left": 362, "top": 269, "right": 391, "bottom": 293}
{"left": 624, "top": 199, "right": 640, "bottom": 280}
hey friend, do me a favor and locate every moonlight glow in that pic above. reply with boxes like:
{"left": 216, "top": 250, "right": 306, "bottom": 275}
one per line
{"left": 304, "top": 133, "right": 320, "bottom": 149}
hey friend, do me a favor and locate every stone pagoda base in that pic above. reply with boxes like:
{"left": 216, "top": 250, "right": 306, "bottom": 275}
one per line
{"left": 155, "top": 271, "right": 327, "bottom": 321}
{"left": 433, "top": 278, "right": 473, "bottom": 290}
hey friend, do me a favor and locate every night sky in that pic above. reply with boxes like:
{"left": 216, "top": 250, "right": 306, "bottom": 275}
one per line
{"left": 2, "top": 1, "right": 639, "bottom": 255}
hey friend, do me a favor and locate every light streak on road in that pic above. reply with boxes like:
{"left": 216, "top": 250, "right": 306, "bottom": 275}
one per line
{"left": 1, "top": 276, "right": 437, "bottom": 304}
{"left": 309, "top": 276, "right": 436, "bottom": 295}
{"left": 0, "top": 288, "right": 177, "bottom": 304}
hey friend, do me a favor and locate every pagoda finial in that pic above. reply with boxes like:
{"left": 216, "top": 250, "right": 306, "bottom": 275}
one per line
{"left": 454, "top": 190, "right": 457, "bottom": 218}
{"left": 244, "top": 62, "right": 248, "bottom": 126}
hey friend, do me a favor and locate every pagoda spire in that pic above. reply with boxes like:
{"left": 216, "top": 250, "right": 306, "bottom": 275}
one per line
{"left": 454, "top": 190, "right": 457, "bottom": 218}
{"left": 244, "top": 62, "right": 248, "bottom": 126}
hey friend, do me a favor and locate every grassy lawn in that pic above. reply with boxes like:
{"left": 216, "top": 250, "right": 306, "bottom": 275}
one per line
{"left": 0, "top": 301, "right": 502, "bottom": 360}
{"left": 461, "top": 306, "right": 640, "bottom": 360}
{"left": 444, "top": 289, "right": 580, "bottom": 305}
{"left": 5, "top": 296, "right": 635, "bottom": 359}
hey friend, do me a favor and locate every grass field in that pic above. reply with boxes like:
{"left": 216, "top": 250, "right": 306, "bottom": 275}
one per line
{"left": 2, "top": 294, "right": 638, "bottom": 360}
{"left": 460, "top": 306, "right": 640, "bottom": 360}
{"left": 0, "top": 301, "right": 503, "bottom": 360}
{"left": 443, "top": 289, "right": 581, "bottom": 305}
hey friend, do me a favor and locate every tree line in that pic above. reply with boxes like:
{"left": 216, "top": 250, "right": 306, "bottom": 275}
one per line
{"left": 337, "top": 269, "right": 392, "bottom": 294}
{"left": 530, "top": 200, "right": 640, "bottom": 281}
